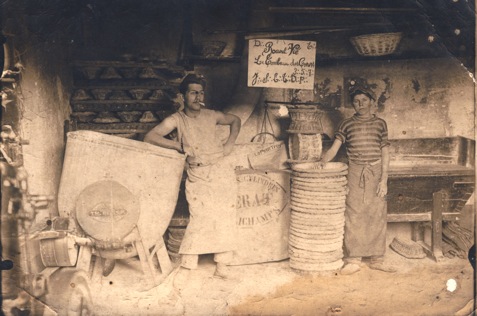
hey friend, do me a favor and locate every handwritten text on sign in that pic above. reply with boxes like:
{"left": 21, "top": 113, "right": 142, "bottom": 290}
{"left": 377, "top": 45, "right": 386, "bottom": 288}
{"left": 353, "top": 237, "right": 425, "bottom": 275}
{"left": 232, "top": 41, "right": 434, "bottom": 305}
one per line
{"left": 248, "top": 39, "right": 316, "bottom": 90}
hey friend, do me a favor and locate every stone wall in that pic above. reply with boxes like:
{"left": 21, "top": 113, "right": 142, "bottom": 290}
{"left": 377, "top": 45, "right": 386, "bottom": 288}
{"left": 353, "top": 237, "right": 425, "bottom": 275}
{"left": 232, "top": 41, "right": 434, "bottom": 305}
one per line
{"left": 2, "top": 3, "right": 75, "bottom": 208}
{"left": 248, "top": 57, "right": 475, "bottom": 143}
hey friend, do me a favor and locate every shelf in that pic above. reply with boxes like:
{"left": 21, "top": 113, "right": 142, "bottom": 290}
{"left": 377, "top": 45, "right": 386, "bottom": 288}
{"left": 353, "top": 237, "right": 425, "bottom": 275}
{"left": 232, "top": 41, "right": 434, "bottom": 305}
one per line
{"left": 73, "top": 60, "right": 184, "bottom": 71}
{"left": 187, "top": 55, "right": 241, "bottom": 63}
{"left": 73, "top": 81, "right": 178, "bottom": 89}
{"left": 76, "top": 122, "right": 159, "bottom": 134}
{"left": 71, "top": 102, "right": 174, "bottom": 112}
{"left": 71, "top": 100, "right": 170, "bottom": 104}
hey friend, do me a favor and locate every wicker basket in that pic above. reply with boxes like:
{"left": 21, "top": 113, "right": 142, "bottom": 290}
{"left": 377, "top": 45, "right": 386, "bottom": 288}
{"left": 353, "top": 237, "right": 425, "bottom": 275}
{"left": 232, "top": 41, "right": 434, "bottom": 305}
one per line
{"left": 287, "top": 108, "right": 323, "bottom": 134}
{"left": 389, "top": 237, "right": 426, "bottom": 259}
{"left": 350, "top": 32, "right": 402, "bottom": 56}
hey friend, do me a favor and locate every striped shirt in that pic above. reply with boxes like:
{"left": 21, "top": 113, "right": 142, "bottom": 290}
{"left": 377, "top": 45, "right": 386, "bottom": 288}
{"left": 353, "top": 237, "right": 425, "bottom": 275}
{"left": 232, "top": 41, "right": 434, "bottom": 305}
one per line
{"left": 335, "top": 114, "right": 390, "bottom": 164}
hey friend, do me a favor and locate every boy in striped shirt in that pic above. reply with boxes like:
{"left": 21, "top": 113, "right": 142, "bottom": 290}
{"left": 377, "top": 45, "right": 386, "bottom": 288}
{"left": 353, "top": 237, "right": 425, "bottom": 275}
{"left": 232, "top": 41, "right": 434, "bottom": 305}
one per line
{"left": 321, "top": 86, "right": 396, "bottom": 275}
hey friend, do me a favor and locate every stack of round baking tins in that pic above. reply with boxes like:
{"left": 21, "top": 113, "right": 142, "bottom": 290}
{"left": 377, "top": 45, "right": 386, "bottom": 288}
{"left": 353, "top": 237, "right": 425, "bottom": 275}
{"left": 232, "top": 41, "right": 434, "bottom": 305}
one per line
{"left": 289, "top": 162, "right": 348, "bottom": 272}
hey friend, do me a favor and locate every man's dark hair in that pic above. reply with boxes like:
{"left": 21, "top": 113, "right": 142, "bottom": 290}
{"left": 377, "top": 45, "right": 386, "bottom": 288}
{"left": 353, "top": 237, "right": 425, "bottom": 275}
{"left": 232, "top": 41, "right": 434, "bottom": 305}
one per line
{"left": 179, "top": 74, "right": 206, "bottom": 95}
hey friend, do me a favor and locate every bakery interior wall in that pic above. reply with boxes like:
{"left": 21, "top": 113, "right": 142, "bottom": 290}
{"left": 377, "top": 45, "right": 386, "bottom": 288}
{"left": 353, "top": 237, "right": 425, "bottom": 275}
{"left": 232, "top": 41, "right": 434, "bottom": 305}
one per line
{"left": 2, "top": 1, "right": 77, "bottom": 209}
{"left": 1, "top": 0, "right": 187, "bottom": 214}
{"left": 299, "top": 58, "right": 474, "bottom": 140}
{"left": 1, "top": 0, "right": 475, "bottom": 214}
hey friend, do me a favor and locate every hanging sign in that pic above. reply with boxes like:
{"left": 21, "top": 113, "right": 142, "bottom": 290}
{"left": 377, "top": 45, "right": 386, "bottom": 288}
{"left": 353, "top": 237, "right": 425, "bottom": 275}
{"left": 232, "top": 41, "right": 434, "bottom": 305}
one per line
{"left": 247, "top": 39, "right": 316, "bottom": 90}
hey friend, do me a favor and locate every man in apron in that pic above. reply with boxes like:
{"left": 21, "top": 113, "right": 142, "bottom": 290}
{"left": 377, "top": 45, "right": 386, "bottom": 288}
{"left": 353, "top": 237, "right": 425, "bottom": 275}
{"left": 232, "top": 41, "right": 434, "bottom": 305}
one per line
{"left": 144, "top": 74, "right": 241, "bottom": 285}
{"left": 321, "top": 85, "right": 396, "bottom": 275}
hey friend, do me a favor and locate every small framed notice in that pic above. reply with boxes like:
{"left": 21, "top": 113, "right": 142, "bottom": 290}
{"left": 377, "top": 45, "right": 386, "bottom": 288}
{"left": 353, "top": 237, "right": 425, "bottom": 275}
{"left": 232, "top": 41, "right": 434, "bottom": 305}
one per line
{"left": 248, "top": 39, "right": 316, "bottom": 90}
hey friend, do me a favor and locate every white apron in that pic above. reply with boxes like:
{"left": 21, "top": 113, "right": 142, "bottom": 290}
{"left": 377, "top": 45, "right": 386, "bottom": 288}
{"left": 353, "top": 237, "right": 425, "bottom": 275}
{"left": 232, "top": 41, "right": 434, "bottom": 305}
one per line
{"left": 172, "top": 110, "right": 237, "bottom": 255}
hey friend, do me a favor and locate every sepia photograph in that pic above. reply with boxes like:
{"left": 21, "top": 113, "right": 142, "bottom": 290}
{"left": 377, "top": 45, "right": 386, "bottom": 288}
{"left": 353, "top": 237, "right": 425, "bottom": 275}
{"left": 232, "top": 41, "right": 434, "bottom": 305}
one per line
{"left": 0, "top": 0, "right": 475, "bottom": 315}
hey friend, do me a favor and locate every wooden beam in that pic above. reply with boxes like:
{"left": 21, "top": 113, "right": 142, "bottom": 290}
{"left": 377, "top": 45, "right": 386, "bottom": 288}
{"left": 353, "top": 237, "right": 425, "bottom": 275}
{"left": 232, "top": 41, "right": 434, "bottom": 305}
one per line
{"left": 267, "top": 7, "right": 418, "bottom": 14}
{"left": 71, "top": 102, "right": 174, "bottom": 113}
{"left": 244, "top": 28, "right": 349, "bottom": 40}
{"left": 245, "top": 29, "right": 324, "bottom": 40}
{"left": 387, "top": 212, "right": 460, "bottom": 222}
{"left": 430, "top": 190, "right": 446, "bottom": 261}
{"left": 73, "top": 60, "right": 184, "bottom": 71}
{"left": 71, "top": 100, "right": 169, "bottom": 105}
{"left": 209, "top": 23, "right": 393, "bottom": 34}
{"left": 73, "top": 82, "right": 177, "bottom": 90}
{"left": 76, "top": 122, "right": 158, "bottom": 134}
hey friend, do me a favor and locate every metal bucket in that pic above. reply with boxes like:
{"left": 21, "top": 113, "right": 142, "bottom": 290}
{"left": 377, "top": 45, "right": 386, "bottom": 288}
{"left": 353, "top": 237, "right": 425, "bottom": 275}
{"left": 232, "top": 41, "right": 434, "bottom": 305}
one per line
{"left": 58, "top": 131, "right": 185, "bottom": 259}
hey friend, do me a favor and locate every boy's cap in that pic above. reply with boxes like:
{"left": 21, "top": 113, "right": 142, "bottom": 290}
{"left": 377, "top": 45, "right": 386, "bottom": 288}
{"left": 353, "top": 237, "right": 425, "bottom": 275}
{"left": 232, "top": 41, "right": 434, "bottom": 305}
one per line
{"left": 349, "top": 85, "right": 376, "bottom": 101}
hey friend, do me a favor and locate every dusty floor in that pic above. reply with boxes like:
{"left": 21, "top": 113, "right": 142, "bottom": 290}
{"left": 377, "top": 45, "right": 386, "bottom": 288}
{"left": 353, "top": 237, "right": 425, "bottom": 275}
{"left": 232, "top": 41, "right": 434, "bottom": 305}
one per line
{"left": 2, "top": 244, "right": 475, "bottom": 315}
{"left": 84, "top": 248, "right": 475, "bottom": 316}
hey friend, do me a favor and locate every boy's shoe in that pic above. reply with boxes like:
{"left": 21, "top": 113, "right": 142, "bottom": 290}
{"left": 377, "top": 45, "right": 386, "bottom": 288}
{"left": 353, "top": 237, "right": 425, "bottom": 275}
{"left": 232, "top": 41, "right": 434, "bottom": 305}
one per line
{"left": 340, "top": 263, "right": 361, "bottom": 275}
{"left": 368, "top": 262, "right": 397, "bottom": 273}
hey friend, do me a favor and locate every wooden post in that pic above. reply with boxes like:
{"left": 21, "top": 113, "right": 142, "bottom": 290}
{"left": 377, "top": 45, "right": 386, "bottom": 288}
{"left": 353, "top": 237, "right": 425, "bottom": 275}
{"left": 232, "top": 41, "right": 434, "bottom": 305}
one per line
{"left": 430, "top": 190, "right": 446, "bottom": 261}
{"left": 411, "top": 222, "right": 424, "bottom": 242}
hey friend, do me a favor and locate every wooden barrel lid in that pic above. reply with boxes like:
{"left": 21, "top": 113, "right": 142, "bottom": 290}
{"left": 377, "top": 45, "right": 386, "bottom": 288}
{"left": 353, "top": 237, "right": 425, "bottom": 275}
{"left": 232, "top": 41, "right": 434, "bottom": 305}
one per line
{"left": 76, "top": 180, "right": 140, "bottom": 242}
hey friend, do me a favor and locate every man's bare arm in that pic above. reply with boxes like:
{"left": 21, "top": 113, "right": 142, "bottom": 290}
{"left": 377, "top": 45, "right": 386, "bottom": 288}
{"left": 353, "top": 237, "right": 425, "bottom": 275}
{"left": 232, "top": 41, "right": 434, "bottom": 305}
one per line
{"left": 216, "top": 112, "right": 241, "bottom": 155}
{"left": 144, "top": 116, "right": 182, "bottom": 152}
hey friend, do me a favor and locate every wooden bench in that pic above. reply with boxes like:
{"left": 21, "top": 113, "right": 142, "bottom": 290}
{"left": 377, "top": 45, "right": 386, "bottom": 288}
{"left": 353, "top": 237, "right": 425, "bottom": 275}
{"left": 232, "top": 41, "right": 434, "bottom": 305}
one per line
{"left": 385, "top": 136, "right": 475, "bottom": 261}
